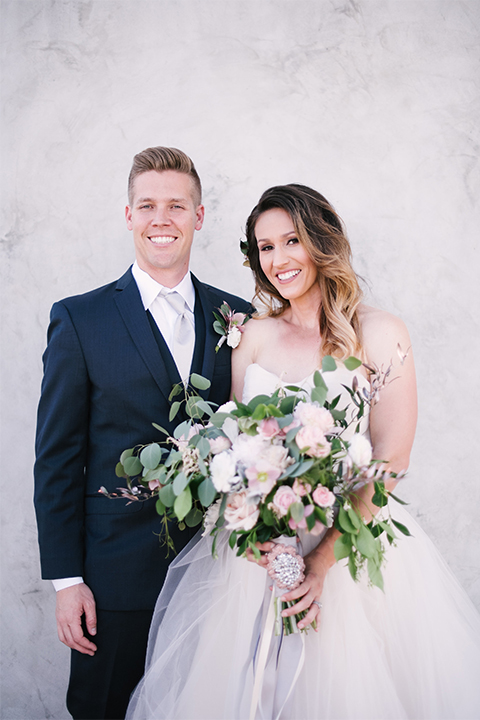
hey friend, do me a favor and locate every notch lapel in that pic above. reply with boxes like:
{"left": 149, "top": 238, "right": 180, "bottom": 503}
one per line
{"left": 191, "top": 275, "right": 221, "bottom": 399}
{"left": 113, "top": 269, "right": 172, "bottom": 402}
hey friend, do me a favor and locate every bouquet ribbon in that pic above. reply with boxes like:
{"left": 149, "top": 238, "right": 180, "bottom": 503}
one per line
{"left": 249, "top": 536, "right": 306, "bottom": 720}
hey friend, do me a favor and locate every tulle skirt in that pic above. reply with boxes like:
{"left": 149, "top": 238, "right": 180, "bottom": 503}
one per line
{"left": 126, "top": 504, "right": 480, "bottom": 720}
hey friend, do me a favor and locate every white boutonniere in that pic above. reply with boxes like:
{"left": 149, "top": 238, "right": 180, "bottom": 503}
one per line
{"left": 213, "top": 302, "right": 250, "bottom": 352}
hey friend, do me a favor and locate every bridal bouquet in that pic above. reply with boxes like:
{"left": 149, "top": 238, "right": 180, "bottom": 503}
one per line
{"left": 102, "top": 357, "right": 409, "bottom": 632}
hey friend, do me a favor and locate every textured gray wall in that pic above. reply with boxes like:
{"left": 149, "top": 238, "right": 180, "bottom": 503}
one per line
{"left": 1, "top": 1, "right": 479, "bottom": 718}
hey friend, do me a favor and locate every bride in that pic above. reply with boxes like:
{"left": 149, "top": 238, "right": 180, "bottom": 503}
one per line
{"left": 126, "top": 184, "right": 480, "bottom": 719}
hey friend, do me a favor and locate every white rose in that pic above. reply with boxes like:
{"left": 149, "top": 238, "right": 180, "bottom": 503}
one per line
{"left": 348, "top": 434, "right": 373, "bottom": 467}
{"left": 210, "top": 451, "right": 239, "bottom": 492}
{"left": 209, "top": 435, "right": 232, "bottom": 455}
{"left": 217, "top": 400, "right": 237, "bottom": 414}
{"left": 226, "top": 327, "right": 242, "bottom": 348}
{"left": 231, "top": 433, "right": 269, "bottom": 467}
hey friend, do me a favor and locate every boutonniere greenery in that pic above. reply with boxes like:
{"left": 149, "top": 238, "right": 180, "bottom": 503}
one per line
{"left": 213, "top": 302, "right": 250, "bottom": 352}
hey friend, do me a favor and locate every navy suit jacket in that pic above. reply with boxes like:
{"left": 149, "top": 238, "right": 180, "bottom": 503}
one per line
{"left": 34, "top": 268, "right": 251, "bottom": 611}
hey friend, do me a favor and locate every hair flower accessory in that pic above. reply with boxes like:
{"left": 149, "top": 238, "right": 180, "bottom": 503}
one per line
{"left": 213, "top": 302, "right": 250, "bottom": 352}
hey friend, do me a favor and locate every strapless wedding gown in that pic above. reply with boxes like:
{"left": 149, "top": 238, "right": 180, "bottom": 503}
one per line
{"left": 126, "top": 364, "right": 480, "bottom": 720}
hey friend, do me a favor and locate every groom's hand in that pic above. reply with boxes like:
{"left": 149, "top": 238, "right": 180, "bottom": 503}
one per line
{"left": 56, "top": 583, "right": 97, "bottom": 655}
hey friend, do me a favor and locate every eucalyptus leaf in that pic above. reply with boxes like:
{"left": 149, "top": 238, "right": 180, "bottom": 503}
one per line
{"left": 173, "top": 421, "right": 191, "bottom": 440}
{"left": 152, "top": 422, "right": 169, "bottom": 436}
{"left": 322, "top": 355, "right": 337, "bottom": 372}
{"left": 174, "top": 487, "right": 192, "bottom": 521}
{"left": 213, "top": 320, "right": 224, "bottom": 334}
{"left": 173, "top": 471, "right": 188, "bottom": 496}
{"left": 123, "top": 455, "right": 143, "bottom": 477}
{"left": 311, "top": 385, "right": 327, "bottom": 406}
{"left": 313, "top": 369, "right": 328, "bottom": 390}
{"left": 184, "top": 506, "right": 203, "bottom": 528}
{"left": 155, "top": 498, "right": 166, "bottom": 515}
{"left": 195, "top": 436, "right": 211, "bottom": 460}
{"left": 140, "top": 443, "right": 162, "bottom": 470}
{"left": 198, "top": 477, "right": 217, "bottom": 507}
{"left": 169, "top": 401, "right": 181, "bottom": 422}
{"left": 195, "top": 400, "right": 214, "bottom": 417}
{"left": 168, "top": 384, "right": 183, "bottom": 401}
{"left": 185, "top": 396, "right": 203, "bottom": 419}
{"left": 115, "top": 462, "right": 127, "bottom": 478}
{"left": 190, "top": 373, "right": 211, "bottom": 391}
{"left": 285, "top": 426, "right": 301, "bottom": 444}
{"left": 120, "top": 448, "right": 134, "bottom": 464}
{"left": 344, "top": 356, "right": 362, "bottom": 371}
{"left": 159, "top": 483, "right": 176, "bottom": 508}
{"left": 142, "top": 467, "right": 167, "bottom": 485}
{"left": 290, "top": 459, "right": 315, "bottom": 478}
{"left": 290, "top": 502, "right": 304, "bottom": 524}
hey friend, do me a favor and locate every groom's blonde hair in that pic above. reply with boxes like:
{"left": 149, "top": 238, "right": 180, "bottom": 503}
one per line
{"left": 128, "top": 146, "right": 202, "bottom": 206}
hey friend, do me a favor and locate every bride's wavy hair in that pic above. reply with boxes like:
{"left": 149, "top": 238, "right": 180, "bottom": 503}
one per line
{"left": 245, "top": 184, "right": 363, "bottom": 359}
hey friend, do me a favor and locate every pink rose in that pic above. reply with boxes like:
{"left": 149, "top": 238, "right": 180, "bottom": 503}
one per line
{"left": 245, "top": 460, "right": 281, "bottom": 496}
{"left": 292, "top": 478, "right": 312, "bottom": 497}
{"left": 312, "top": 486, "right": 336, "bottom": 508}
{"left": 295, "top": 426, "right": 331, "bottom": 458}
{"left": 224, "top": 490, "right": 259, "bottom": 531}
{"left": 272, "top": 486, "right": 298, "bottom": 517}
{"left": 258, "top": 417, "right": 281, "bottom": 439}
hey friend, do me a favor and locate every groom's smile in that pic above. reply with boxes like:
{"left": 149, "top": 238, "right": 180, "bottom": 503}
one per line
{"left": 126, "top": 169, "right": 204, "bottom": 288}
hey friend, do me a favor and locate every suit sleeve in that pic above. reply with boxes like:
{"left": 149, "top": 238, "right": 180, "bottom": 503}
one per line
{"left": 34, "top": 301, "right": 90, "bottom": 579}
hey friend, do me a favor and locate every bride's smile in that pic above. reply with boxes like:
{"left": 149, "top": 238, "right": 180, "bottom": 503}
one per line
{"left": 255, "top": 208, "right": 321, "bottom": 306}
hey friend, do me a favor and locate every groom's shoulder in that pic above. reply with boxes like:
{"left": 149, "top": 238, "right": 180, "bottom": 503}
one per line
{"left": 54, "top": 268, "right": 133, "bottom": 313}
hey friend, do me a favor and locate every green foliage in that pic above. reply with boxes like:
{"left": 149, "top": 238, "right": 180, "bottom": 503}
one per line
{"left": 344, "top": 356, "right": 362, "bottom": 371}
{"left": 140, "top": 443, "right": 162, "bottom": 470}
{"left": 322, "top": 355, "right": 337, "bottom": 372}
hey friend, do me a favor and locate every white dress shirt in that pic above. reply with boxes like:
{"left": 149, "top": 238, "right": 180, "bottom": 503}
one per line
{"left": 52, "top": 263, "right": 196, "bottom": 592}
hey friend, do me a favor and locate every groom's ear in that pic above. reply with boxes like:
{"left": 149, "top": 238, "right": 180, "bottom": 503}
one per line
{"left": 125, "top": 205, "right": 133, "bottom": 230}
{"left": 194, "top": 204, "right": 205, "bottom": 232}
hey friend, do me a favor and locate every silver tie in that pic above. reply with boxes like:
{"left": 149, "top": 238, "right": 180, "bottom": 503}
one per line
{"left": 159, "top": 289, "right": 194, "bottom": 381}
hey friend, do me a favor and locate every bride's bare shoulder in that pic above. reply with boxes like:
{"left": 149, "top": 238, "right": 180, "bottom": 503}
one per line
{"left": 232, "top": 313, "right": 280, "bottom": 364}
{"left": 357, "top": 303, "right": 412, "bottom": 365}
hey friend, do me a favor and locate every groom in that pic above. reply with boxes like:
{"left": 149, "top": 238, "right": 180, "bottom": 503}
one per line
{"left": 34, "top": 146, "right": 251, "bottom": 719}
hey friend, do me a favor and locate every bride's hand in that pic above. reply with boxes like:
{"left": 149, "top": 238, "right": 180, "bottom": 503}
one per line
{"left": 245, "top": 541, "right": 275, "bottom": 568}
{"left": 281, "top": 548, "right": 333, "bottom": 631}
{"left": 280, "top": 572, "right": 326, "bottom": 631}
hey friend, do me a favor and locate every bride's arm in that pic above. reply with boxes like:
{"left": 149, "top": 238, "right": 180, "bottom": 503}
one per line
{"left": 259, "top": 308, "right": 418, "bottom": 629}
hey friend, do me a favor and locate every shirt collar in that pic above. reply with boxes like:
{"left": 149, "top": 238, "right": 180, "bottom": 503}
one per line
{"left": 131, "top": 262, "right": 195, "bottom": 312}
